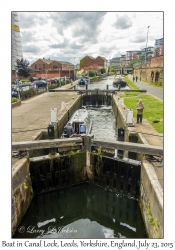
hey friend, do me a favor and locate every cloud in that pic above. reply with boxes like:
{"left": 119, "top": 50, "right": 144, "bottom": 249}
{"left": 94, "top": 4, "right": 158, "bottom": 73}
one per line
{"left": 130, "top": 35, "right": 146, "bottom": 43}
{"left": 22, "top": 44, "right": 42, "bottom": 54}
{"left": 113, "top": 14, "right": 133, "bottom": 29}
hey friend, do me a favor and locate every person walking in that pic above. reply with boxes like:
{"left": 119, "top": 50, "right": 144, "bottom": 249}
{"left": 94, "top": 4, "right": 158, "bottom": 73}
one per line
{"left": 64, "top": 122, "right": 74, "bottom": 138}
{"left": 133, "top": 76, "right": 135, "bottom": 82}
{"left": 136, "top": 99, "right": 144, "bottom": 124}
{"left": 136, "top": 76, "right": 138, "bottom": 82}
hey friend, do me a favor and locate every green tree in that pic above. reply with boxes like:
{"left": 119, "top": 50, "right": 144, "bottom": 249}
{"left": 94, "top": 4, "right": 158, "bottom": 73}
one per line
{"left": 89, "top": 70, "right": 96, "bottom": 77}
{"left": 101, "top": 68, "right": 106, "bottom": 74}
{"left": 129, "top": 53, "right": 151, "bottom": 68}
{"left": 14, "top": 58, "right": 31, "bottom": 78}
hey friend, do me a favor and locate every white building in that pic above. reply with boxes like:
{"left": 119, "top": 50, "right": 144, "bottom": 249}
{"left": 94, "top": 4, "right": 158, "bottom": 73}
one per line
{"left": 12, "top": 12, "right": 23, "bottom": 71}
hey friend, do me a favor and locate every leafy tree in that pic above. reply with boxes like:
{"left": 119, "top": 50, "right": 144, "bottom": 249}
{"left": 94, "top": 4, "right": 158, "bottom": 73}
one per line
{"left": 101, "top": 68, "right": 106, "bottom": 74}
{"left": 129, "top": 53, "right": 151, "bottom": 68}
{"left": 14, "top": 58, "right": 31, "bottom": 78}
{"left": 89, "top": 70, "right": 96, "bottom": 77}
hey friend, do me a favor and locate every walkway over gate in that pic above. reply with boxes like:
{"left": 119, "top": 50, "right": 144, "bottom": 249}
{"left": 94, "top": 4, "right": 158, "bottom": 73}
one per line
{"left": 12, "top": 136, "right": 163, "bottom": 157}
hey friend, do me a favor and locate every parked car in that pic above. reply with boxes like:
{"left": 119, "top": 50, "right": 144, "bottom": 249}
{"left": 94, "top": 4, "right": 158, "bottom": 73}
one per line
{"left": 15, "top": 78, "right": 22, "bottom": 85}
{"left": 31, "top": 80, "right": 47, "bottom": 88}
{"left": 39, "top": 77, "right": 48, "bottom": 83}
{"left": 12, "top": 89, "right": 18, "bottom": 98}
{"left": 51, "top": 78, "right": 57, "bottom": 84}
{"left": 30, "top": 77, "right": 39, "bottom": 82}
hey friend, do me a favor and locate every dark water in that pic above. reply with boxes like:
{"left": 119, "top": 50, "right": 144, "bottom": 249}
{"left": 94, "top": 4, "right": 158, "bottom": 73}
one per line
{"left": 13, "top": 183, "right": 147, "bottom": 238}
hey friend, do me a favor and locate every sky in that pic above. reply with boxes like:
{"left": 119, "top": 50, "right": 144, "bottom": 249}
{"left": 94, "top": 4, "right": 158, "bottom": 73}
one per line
{"left": 17, "top": 11, "right": 163, "bottom": 65}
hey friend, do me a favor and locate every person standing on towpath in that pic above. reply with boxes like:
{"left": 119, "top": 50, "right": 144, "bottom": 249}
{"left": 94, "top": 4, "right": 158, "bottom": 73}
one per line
{"left": 136, "top": 99, "right": 144, "bottom": 124}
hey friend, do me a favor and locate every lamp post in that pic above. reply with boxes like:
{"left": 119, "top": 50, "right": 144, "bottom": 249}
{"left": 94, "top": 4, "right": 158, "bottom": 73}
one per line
{"left": 69, "top": 70, "right": 70, "bottom": 83}
{"left": 145, "top": 26, "right": 150, "bottom": 64}
{"left": 45, "top": 69, "right": 48, "bottom": 92}
{"left": 74, "top": 49, "right": 75, "bottom": 80}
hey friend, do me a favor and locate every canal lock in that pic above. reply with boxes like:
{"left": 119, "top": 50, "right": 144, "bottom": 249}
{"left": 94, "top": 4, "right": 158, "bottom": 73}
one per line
{"left": 12, "top": 97, "right": 151, "bottom": 238}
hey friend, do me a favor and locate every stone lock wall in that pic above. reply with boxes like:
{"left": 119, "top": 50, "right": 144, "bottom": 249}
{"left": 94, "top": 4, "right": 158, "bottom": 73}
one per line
{"left": 12, "top": 158, "right": 33, "bottom": 236}
{"left": 112, "top": 94, "right": 163, "bottom": 238}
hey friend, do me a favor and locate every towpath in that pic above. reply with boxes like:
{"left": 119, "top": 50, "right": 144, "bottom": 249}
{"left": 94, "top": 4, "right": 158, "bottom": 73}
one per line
{"left": 127, "top": 74, "right": 163, "bottom": 101}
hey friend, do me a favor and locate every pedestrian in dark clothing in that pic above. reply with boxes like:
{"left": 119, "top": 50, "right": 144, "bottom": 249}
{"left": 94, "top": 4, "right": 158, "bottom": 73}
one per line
{"left": 64, "top": 123, "right": 74, "bottom": 138}
{"left": 136, "top": 99, "right": 144, "bottom": 124}
{"left": 136, "top": 76, "right": 138, "bottom": 82}
{"left": 133, "top": 76, "right": 135, "bottom": 82}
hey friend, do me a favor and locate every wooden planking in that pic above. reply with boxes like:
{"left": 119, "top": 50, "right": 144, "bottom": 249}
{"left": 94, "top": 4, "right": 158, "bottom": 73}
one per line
{"left": 12, "top": 138, "right": 82, "bottom": 151}
{"left": 12, "top": 137, "right": 163, "bottom": 156}
{"left": 91, "top": 139, "right": 163, "bottom": 157}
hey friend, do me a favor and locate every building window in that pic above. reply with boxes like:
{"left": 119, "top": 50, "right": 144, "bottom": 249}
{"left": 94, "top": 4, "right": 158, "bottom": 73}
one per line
{"left": 35, "top": 64, "right": 37, "bottom": 70}
{"left": 43, "top": 64, "right": 46, "bottom": 69}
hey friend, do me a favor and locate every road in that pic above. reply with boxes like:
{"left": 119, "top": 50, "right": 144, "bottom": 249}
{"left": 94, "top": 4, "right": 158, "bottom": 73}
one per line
{"left": 128, "top": 74, "right": 163, "bottom": 101}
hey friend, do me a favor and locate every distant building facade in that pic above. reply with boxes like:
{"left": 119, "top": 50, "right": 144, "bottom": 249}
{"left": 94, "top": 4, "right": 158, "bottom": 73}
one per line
{"left": 29, "top": 59, "right": 75, "bottom": 79}
{"left": 30, "top": 58, "right": 74, "bottom": 71}
{"left": 154, "top": 38, "right": 164, "bottom": 57}
{"left": 80, "top": 55, "right": 108, "bottom": 72}
{"left": 12, "top": 12, "right": 23, "bottom": 71}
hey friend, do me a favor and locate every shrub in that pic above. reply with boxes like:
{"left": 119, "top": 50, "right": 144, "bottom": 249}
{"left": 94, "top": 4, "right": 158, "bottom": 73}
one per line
{"left": 20, "top": 88, "right": 37, "bottom": 100}
{"left": 48, "top": 83, "right": 59, "bottom": 89}
{"left": 12, "top": 97, "right": 18, "bottom": 103}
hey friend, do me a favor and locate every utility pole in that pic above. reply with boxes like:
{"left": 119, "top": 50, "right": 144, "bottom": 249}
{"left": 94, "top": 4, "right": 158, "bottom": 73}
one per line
{"left": 145, "top": 26, "right": 150, "bottom": 64}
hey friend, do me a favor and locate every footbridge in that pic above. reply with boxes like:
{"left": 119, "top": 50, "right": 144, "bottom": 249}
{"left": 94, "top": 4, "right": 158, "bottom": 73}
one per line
{"left": 12, "top": 136, "right": 163, "bottom": 157}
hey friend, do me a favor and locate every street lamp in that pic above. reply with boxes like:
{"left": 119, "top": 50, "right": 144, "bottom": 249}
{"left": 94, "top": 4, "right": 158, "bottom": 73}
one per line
{"left": 15, "top": 70, "right": 18, "bottom": 80}
{"left": 45, "top": 69, "right": 48, "bottom": 92}
{"left": 69, "top": 70, "right": 70, "bottom": 83}
{"left": 145, "top": 26, "right": 150, "bottom": 64}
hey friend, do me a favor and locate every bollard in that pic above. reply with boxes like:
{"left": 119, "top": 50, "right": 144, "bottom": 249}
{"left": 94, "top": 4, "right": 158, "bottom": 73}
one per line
{"left": 106, "top": 84, "right": 108, "bottom": 90}
{"left": 86, "top": 84, "right": 88, "bottom": 90}
{"left": 117, "top": 128, "right": 124, "bottom": 157}
{"left": 47, "top": 123, "right": 56, "bottom": 154}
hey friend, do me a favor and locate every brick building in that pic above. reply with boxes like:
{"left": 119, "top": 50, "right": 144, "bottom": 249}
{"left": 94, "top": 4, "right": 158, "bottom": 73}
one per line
{"left": 12, "top": 58, "right": 75, "bottom": 80}
{"left": 134, "top": 55, "right": 163, "bottom": 84}
{"left": 154, "top": 38, "right": 164, "bottom": 57}
{"left": 80, "top": 55, "right": 108, "bottom": 72}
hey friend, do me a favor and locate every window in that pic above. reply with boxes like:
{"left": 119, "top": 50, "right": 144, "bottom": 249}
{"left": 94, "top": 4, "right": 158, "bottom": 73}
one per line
{"left": 35, "top": 64, "right": 37, "bottom": 70}
{"left": 43, "top": 64, "right": 46, "bottom": 69}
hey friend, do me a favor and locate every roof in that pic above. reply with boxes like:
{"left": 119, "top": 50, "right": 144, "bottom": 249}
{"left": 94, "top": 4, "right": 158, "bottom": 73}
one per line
{"left": 40, "top": 59, "right": 54, "bottom": 64}
{"left": 33, "top": 59, "right": 74, "bottom": 66}
{"left": 98, "top": 56, "right": 107, "bottom": 61}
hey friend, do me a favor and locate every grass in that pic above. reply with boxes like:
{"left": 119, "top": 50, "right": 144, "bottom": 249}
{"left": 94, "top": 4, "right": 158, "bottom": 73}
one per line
{"left": 120, "top": 92, "right": 163, "bottom": 133}
{"left": 124, "top": 75, "right": 140, "bottom": 90}
{"left": 141, "top": 80, "right": 163, "bottom": 88}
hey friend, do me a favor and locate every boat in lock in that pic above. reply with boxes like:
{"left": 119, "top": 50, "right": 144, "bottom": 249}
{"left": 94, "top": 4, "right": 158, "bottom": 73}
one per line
{"left": 113, "top": 75, "right": 127, "bottom": 89}
{"left": 62, "top": 108, "right": 92, "bottom": 138}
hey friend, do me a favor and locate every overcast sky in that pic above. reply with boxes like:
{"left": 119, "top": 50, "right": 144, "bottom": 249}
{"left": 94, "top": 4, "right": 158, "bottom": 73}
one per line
{"left": 17, "top": 11, "right": 163, "bottom": 65}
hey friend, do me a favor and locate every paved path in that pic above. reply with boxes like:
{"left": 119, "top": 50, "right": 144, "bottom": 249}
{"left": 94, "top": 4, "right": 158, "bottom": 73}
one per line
{"left": 128, "top": 74, "right": 163, "bottom": 101}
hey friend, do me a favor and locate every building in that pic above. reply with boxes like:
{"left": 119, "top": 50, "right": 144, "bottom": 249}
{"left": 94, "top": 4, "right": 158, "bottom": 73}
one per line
{"left": 142, "top": 47, "right": 154, "bottom": 57}
{"left": 154, "top": 38, "right": 164, "bottom": 57}
{"left": 29, "top": 58, "right": 75, "bottom": 79}
{"left": 12, "top": 12, "right": 23, "bottom": 72}
{"left": 80, "top": 55, "right": 108, "bottom": 72}
{"left": 30, "top": 58, "right": 74, "bottom": 71}
{"left": 109, "top": 57, "right": 121, "bottom": 67}
{"left": 126, "top": 50, "right": 143, "bottom": 61}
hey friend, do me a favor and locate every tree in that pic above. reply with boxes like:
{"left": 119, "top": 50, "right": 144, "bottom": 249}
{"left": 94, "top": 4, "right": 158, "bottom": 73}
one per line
{"left": 14, "top": 58, "right": 31, "bottom": 78}
{"left": 128, "top": 53, "right": 151, "bottom": 68}
{"left": 89, "top": 70, "right": 96, "bottom": 77}
{"left": 101, "top": 68, "right": 106, "bottom": 74}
